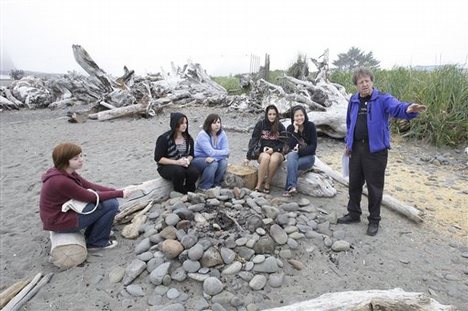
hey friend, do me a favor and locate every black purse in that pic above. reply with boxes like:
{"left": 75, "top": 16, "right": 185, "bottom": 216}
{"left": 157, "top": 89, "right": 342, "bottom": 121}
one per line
{"left": 247, "top": 139, "right": 262, "bottom": 160}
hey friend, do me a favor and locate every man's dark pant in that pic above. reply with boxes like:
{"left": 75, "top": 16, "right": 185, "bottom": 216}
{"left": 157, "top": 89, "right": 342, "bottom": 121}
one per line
{"left": 347, "top": 140, "right": 388, "bottom": 224}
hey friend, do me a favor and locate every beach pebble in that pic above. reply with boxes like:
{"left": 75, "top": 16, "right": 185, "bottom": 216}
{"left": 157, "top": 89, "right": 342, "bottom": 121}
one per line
{"left": 160, "top": 226, "right": 177, "bottom": 240}
{"left": 183, "top": 259, "right": 201, "bottom": 273}
{"left": 149, "top": 262, "right": 171, "bottom": 285}
{"left": 147, "top": 294, "right": 163, "bottom": 306}
{"left": 108, "top": 265, "right": 125, "bottom": 283}
{"left": 203, "top": 276, "right": 224, "bottom": 295}
{"left": 212, "top": 303, "right": 228, "bottom": 311}
{"left": 171, "top": 267, "right": 187, "bottom": 282}
{"left": 181, "top": 234, "right": 198, "bottom": 249}
{"left": 123, "top": 259, "right": 147, "bottom": 285}
{"left": 161, "top": 239, "right": 184, "bottom": 259}
{"left": 126, "top": 284, "right": 145, "bottom": 297}
{"left": 249, "top": 275, "right": 267, "bottom": 290}
{"left": 253, "top": 256, "right": 278, "bottom": 273}
{"left": 332, "top": 240, "right": 351, "bottom": 252}
{"left": 159, "top": 303, "right": 185, "bottom": 311}
{"left": 270, "top": 224, "right": 288, "bottom": 245}
{"left": 222, "top": 261, "right": 242, "bottom": 275}
{"left": 220, "top": 247, "right": 236, "bottom": 264}
{"left": 268, "top": 272, "right": 285, "bottom": 288}
{"left": 201, "top": 247, "right": 224, "bottom": 267}
{"left": 253, "top": 236, "right": 275, "bottom": 255}
{"left": 167, "top": 288, "right": 180, "bottom": 299}
{"left": 135, "top": 238, "right": 151, "bottom": 254}
{"left": 288, "top": 259, "right": 304, "bottom": 270}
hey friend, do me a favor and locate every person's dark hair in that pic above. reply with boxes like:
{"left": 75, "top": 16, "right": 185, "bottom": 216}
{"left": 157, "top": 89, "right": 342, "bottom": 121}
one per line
{"left": 264, "top": 104, "right": 280, "bottom": 135}
{"left": 203, "top": 114, "right": 222, "bottom": 136}
{"left": 352, "top": 67, "right": 374, "bottom": 85}
{"left": 173, "top": 116, "right": 190, "bottom": 139}
{"left": 52, "top": 143, "right": 82, "bottom": 171}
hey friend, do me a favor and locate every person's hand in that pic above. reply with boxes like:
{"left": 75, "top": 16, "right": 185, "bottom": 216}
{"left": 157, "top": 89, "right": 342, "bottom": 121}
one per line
{"left": 264, "top": 147, "right": 273, "bottom": 155}
{"left": 293, "top": 121, "right": 300, "bottom": 133}
{"left": 177, "top": 158, "right": 190, "bottom": 167}
{"left": 293, "top": 144, "right": 299, "bottom": 152}
{"left": 206, "top": 157, "right": 215, "bottom": 163}
{"left": 243, "top": 159, "right": 250, "bottom": 166}
{"left": 407, "top": 103, "right": 427, "bottom": 113}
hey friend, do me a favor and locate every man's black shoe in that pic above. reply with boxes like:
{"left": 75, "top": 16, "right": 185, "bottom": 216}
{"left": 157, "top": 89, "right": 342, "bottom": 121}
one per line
{"left": 337, "top": 214, "right": 360, "bottom": 224}
{"left": 367, "top": 223, "right": 379, "bottom": 236}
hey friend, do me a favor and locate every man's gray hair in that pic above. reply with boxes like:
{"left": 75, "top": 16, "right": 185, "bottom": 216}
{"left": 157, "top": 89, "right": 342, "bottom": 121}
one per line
{"left": 352, "top": 68, "right": 374, "bottom": 85}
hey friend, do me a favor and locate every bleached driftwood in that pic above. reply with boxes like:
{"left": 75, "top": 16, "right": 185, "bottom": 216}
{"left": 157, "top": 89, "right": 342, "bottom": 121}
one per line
{"left": 121, "top": 201, "right": 155, "bottom": 239}
{"left": 0, "top": 95, "right": 19, "bottom": 110}
{"left": 4, "top": 273, "right": 54, "bottom": 311}
{"left": 88, "top": 102, "right": 148, "bottom": 121}
{"left": 0, "top": 278, "right": 30, "bottom": 309}
{"left": 263, "top": 288, "right": 455, "bottom": 311}
{"left": 115, "top": 177, "right": 172, "bottom": 224}
{"left": 271, "top": 159, "right": 337, "bottom": 197}
{"left": 314, "top": 157, "right": 424, "bottom": 222}
{"left": 49, "top": 231, "right": 87, "bottom": 269}
{"left": 72, "top": 44, "right": 113, "bottom": 92}
{"left": 4, "top": 88, "right": 28, "bottom": 108}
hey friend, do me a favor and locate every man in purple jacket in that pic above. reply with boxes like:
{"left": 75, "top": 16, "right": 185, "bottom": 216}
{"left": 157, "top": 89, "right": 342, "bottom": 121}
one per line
{"left": 337, "top": 68, "right": 426, "bottom": 236}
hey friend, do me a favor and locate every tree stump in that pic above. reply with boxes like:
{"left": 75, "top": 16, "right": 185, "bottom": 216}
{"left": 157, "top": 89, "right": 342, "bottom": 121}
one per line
{"left": 49, "top": 232, "right": 87, "bottom": 269}
{"left": 224, "top": 164, "right": 258, "bottom": 190}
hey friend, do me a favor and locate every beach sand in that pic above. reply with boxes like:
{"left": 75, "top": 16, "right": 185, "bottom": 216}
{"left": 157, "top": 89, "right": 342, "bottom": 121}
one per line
{"left": 0, "top": 105, "right": 466, "bottom": 310}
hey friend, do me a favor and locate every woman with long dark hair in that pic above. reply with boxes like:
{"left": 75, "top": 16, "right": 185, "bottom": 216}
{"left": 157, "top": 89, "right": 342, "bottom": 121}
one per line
{"left": 245, "top": 105, "right": 286, "bottom": 193}
{"left": 154, "top": 112, "right": 199, "bottom": 194}
{"left": 192, "top": 114, "right": 229, "bottom": 190}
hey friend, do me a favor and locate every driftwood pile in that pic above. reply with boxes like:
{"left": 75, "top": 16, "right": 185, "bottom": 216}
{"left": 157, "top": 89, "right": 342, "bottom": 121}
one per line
{"left": 1, "top": 45, "right": 349, "bottom": 139}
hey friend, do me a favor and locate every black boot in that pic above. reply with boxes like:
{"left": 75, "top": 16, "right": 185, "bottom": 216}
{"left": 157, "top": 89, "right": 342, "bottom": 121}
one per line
{"left": 367, "top": 223, "right": 379, "bottom": 236}
{"left": 337, "top": 214, "right": 361, "bottom": 224}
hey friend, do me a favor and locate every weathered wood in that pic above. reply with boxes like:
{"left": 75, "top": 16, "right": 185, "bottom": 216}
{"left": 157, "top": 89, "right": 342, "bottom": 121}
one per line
{"left": 0, "top": 278, "right": 30, "bottom": 309}
{"left": 88, "top": 102, "right": 147, "bottom": 121}
{"left": 115, "top": 177, "right": 172, "bottom": 224}
{"left": 4, "top": 88, "right": 27, "bottom": 108}
{"left": 72, "top": 44, "right": 113, "bottom": 92}
{"left": 7, "top": 273, "right": 53, "bottom": 311}
{"left": 2, "top": 273, "right": 42, "bottom": 311}
{"left": 121, "top": 201, "right": 154, "bottom": 239}
{"left": 224, "top": 164, "right": 258, "bottom": 189}
{"left": 49, "top": 231, "right": 87, "bottom": 269}
{"left": 0, "top": 95, "right": 18, "bottom": 110}
{"left": 263, "top": 288, "right": 455, "bottom": 311}
{"left": 314, "top": 157, "right": 424, "bottom": 222}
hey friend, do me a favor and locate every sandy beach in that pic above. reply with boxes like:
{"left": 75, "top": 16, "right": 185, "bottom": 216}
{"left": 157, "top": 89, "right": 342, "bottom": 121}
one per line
{"left": 0, "top": 105, "right": 467, "bottom": 310}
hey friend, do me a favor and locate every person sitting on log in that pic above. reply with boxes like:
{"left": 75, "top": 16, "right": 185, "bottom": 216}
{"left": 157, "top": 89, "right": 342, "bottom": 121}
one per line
{"left": 337, "top": 67, "right": 426, "bottom": 236}
{"left": 40, "top": 143, "right": 134, "bottom": 250}
{"left": 154, "top": 112, "right": 199, "bottom": 194}
{"left": 192, "top": 114, "right": 230, "bottom": 191}
{"left": 283, "top": 105, "right": 317, "bottom": 197}
{"left": 244, "top": 104, "right": 286, "bottom": 193}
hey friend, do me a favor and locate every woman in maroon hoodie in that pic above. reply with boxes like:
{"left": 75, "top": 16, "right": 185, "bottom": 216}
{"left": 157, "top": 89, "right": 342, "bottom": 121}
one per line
{"left": 40, "top": 143, "right": 131, "bottom": 249}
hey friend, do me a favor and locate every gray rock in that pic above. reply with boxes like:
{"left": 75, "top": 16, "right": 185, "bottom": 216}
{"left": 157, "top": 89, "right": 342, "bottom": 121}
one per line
{"left": 244, "top": 261, "right": 254, "bottom": 271}
{"left": 212, "top": 291, "right": 236, "bottom": 307}
{"left": 268, "top": 272, "right": 285, "bottom": 288}
{"left": 297, "top": 198, "right": 311, "bottom": 206}
{"left": 108, "top": 265, "right": 125, "bottom": 283}
{"left": 167, "top": 287, "right": 180, "bottom": 299}
{"left": 135, "top": 238, "right": 151, "bottom": 255}
{"left": 238, "top": 246, "right": 256, "bottom": 260}
{"left": 147, "top": 253, "right": 166, "bottom": 272}
{"left": 280, "top": 202, "right": 299, "bottom": 211}
{"left": 159, "top": 303, "right": 185, "bottom": 311}
{"left": 276, "top": 214, "right": 289, "bottom": 226}
{"left": 221, "top": 261, "right": 242, "bottom": 275}
{"left": 249, "top": 274, "right": 267, "bottom": 290}
{"left": 253, "top": 256, "right": 278, "bottom": 273}
{"left": 186, "top": 297, "right": 210, "bottom": 311}
{"left": 255, "top": 227, "right": 266, "bottom": 235}
{"left": 147, "top": 293, "right": 164, "bottom": 306}
{"left": 201, "top": 246, "right": 223, "bottom": 267}
{"left": 220, "top": 247, "right": 236, "bottom": 264}
{"left": 270, "top": 224, "right": 288, "bottom": 245}
{"left": 171, "top": 266, "right": 187, "bottom": 282}
{"left": 188, "top": 243, "right": 204, "bottom": 260}
{"left": 235, "top": 237, "right": 248, "bottom": 246}
{"left": 239, "top": 271, "right": 254, "bottom": 281}
{"left": 126, "top": 284, "right": 145, "bottom": 297}
{"left": 181, "top": 234, "right": 198, "bottom": 249}
{"left": 123, "top": 259, "right": 147, "bottom": 285}
{"left": 323, "top": 236, "right": 333, "bottom": 247}
{"left": 150, "top": 262, "right": 171, "bottom": 285}
{"left": 212, "top": 303, "right": 228, "bottom": 311}
{"left": 188, "top": 272, "right": 210, "bottom": 282}
{"left": 161, "top": 239, "right": 184, "bottom": 259}
{"left": 137, "top": 251, "right": 154, "bottom": 262}
{"left": 289, "top": 232, "right": 305, "bottom": 240}
{"left": 173, "top": 207, "right": 194, "bottom": 220}
{"left": 154, "top": 285, "right": 169, "bottom": 295}
{"left": 332, "top": 240, "right": 351, "bottom": 252}
{"left": 183, "top": 259, "right": 201, "bottom": 273}
{"left": 262, "top": 205, "right": 279, "bottom": 220}
{"left": 287, "top": 238, "right": 299, "bottom": 249}
{"left": 252, "top": 254, "right": 266, "bottom": 263}
{"left": 253, "top": 236, "right": 275, "bottom": 254}
{"left": 288, "top": 259, "right": 304, "bottom": 270}
{"left": 279, "top": 249, "right": 292, "bottom": 259}
{"left": 203, "top": 276, "right": 224, "bottom": 296}
{"left": 245, "top": 215, "right": 264, "bottom": 232}
{"left": 165, "top": 213, "right": 181, "bottom": 226}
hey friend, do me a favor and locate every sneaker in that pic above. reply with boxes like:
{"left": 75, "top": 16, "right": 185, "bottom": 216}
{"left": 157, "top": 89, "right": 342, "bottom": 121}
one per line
{"left": 367, "top": 223, "right": 379, "bottom": 236}
{"left": 88, "top": 240, "right": 118, "bottom": 251}
{"left": 337, "top": 214, "right": 361, "bottom": 224}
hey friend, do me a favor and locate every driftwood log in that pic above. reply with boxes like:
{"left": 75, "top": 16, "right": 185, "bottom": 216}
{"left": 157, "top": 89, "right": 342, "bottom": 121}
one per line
{"left": 121, "top": 201, "right": 155, "bottom": 239}
{"left": 314, "top": 157, "right": 424, "bottom": 222}
{"left": 88, "top": 102, "right": 148, "bottom": 121}
{"left": 0, "top": 278, "right": 30, "bottom": 309}
{"left": 263, "top": 288, "right": 455, "bottom": 311}
{"left": 49, "top": 231, "right": 87, "bottom": 269}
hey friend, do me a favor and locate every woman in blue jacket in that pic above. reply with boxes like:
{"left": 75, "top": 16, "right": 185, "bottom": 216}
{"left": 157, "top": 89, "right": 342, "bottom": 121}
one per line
{"left": 192, "top": 114, "right": 230, "bottom": 190}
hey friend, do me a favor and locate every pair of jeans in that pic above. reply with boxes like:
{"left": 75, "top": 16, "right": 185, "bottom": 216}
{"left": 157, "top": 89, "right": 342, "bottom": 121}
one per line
{"left": 57, "top": 198, "right": 119, "bottom": 247}
{"left": 192, "top": 157, "right": 228, "bottom": 190}
{"left": 158, "top": 164, "right": 199, "bottom": 194}
{"left": 285, "top": 152, "right": 315, "bottom": 190}
{"left": 347, "top": 140, "right": 388, "bottom": 224}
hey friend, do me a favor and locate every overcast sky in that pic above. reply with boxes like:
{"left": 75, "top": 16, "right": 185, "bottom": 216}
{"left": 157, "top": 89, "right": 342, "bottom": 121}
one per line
{"left": 1, "top": 0, "right": 467, "bottom": 76}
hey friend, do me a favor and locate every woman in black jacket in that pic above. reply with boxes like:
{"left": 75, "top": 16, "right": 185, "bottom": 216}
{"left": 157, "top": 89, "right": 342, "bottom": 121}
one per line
{"left": 284, "top": 105, "right": 317, "bottom": 197}
{"left": 154, "top": 112, "right": 199, "bottom": 194}
{"left": 245, "top": 105, "right": 286, "bottom": 193}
